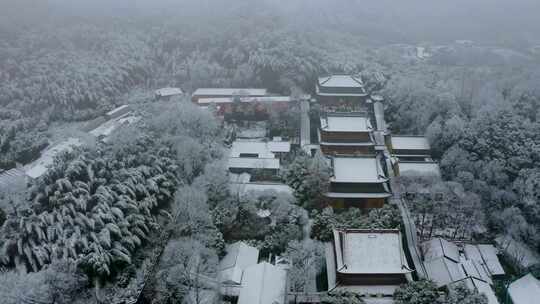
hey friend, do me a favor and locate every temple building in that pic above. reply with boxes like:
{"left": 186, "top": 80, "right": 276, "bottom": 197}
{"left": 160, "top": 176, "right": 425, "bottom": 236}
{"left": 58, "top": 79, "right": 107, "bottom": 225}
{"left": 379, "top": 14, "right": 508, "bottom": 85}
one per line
{"left": 191, "top": 88, "right": 268, "bottom": 103}
{"left": 227, "top": 140, "right": 290, "bottom": 179}
{"left": 325, "top": 156, "right": 391, "bottom": 208}
{"left": 390, "top": 136, "right": 432, "bottom": 161}
{"left": 326, "top": 229, "right": 412, "bottom": 296}
{"left": 319, "top": 112, "right": 375, "bottom": 156}
{"left": 316, "top": 75, "right": 368, "bottom": 110}
{"left": 197, "top": 95, "right": 294, "bottom": 120}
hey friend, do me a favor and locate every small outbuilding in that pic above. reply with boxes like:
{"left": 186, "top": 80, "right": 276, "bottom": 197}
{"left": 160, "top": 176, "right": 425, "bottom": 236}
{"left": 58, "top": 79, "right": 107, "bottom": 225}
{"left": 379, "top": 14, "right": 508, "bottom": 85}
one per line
{"left": 508, "top": 273, "right": 540, "bottom": 304}
{"left": 219, "top": 242, "right": 259, "bottom": 285}
{"left": 155, "top": 87, "right": 183, "bottom": 100}
{"left": 237, "top": 262, "right": 287, "bottom": 304}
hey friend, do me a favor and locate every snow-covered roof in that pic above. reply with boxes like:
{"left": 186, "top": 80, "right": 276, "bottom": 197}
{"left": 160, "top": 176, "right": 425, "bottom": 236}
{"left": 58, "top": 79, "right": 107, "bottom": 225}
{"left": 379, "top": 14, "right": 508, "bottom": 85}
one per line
{"left": 106, "top": 105, "right": 130, "bottom": 117}
{"left": 219, "top": 242, "right": 259, "bottom": 285}
{"left": 229, "top": 172, "right": 252, "bottom": 183}
{"left": 267, "top": 140, "right": 291, "bottom": 153}
{"left": 320, "top": 115, "right": 373, "bottom": 132}
{"left": 155, "top": 87, "right": 183, "bottom": 97}
{"left": 90, "top": 115, "right": 141, "bottom": 139}
{"left": 476, "top": 245, "right": 505, "bottom": 276}
{"left": 424, "top": 257, "right": 466, "bottom": 287}
{"left": 398, "top": 162, "right": 441, "bottom": 177}
{"left": 192, "top": 88, "right": 267, "bottom": 97}
{"left": 197, "top": 96, "right": 291, "bottom": 105}
{"left": 229, "top": 140, "right": 291, "bottom": 162}
{"left": 423, "top": 238, "right": 460, "bottom": 263}
{"left": 495, "top": 235, "right": 540, "bottom": 268}
{"left": 238, "top": 262, "right": 287, "bottom": 304}
{"left": 460, "top": 259, "right": 492, "bottom": 284}
{"left": 318, "top": 75, "right": 364, "bottom": 88}
{"left": 230, "top": 141, "right": 275, "bottom": 158}
{"left": 391, "top": 136, "right": 430, "bottom": 151}
{"left": 509, "top": 274, "right": 540, "bottom": 304}
{"left": 229, "top": 182, "right": 293, "bottom": 196}
{"left": 463, "top": 245, "right": 495, "bottom": 281}
{"left": 228, "top": 158, "right": 280, "bottom": 170}
{"left": 330, "top": 157, "right": 387, "bottom": 183}
{"left": 333, "top": 229, "right": 411, "bottom": 275}
{"left": 24, "top": 138, "right": 82, "bottom": 179}
{"left": 316, "top": 75, "right": 368, "bottom": 97}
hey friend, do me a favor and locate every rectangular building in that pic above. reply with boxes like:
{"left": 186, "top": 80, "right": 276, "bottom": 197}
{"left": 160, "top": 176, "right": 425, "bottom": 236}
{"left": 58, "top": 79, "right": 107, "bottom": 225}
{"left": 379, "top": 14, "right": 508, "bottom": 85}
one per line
{"left": 316, "top": 75, "right": 368, "bottom": 107}
{"left": 397, "top": 161, "right": 441, "bottom": 177}
{"left": 197, "top": 95, "right": 293, "bottom": 119}
{"left": 325, "top": 156, "right": 391, "bottom": 208}
{"left": 238, "top": 262, "right": 287, "bottom": 304}
{"left": 326, "top": 229, "right": 412, "bottom": 295}
{"left": 319, "top": 113, "right": 375, "bottom": 155}
{"left": 191, "top": 88, "right": 267, "bottom": 102}
{"left": 390, "top": 136, "right": 432, "bottom": 160}
{"left": 227, "top": 140, "right": 290, "bottom": 179}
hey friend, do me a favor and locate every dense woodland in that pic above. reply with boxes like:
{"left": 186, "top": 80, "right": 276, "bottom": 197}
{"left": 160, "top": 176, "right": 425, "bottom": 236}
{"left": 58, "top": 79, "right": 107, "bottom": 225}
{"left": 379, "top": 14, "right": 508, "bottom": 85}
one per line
{"left": 0, "top": 0, "right": 539, "bottom": 303}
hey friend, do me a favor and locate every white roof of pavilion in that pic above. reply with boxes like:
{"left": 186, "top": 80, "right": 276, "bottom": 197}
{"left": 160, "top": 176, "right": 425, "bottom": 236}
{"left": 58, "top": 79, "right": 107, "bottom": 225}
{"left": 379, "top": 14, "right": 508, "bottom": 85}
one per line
{"left": 391, "top": 136, "right": 431, "bottom": 151}
{"left": 320, "top": 115, "right": 373, "bottom": 132}
{"left": 508, "top": 274, "right": 540, "bottom": 304}
{"left": 155, "top": 87, "right": 183, "bottom": 97}
{"left": 316, "top": 75, "right": 368, "bottom": 96}
{"left": 238, "top": 262, "right": 287, "bottom": 304}
{"left": 330, "top": 156, "right": 387, "bottom": 183}
{"left": 318, "top": 75, "right": 364, "bottom": 88}
{"left": 219, "top": 242, "right": 259, "bottom": 285}
{"left": 333, "top": 229, "right": 411, "bottom": 275}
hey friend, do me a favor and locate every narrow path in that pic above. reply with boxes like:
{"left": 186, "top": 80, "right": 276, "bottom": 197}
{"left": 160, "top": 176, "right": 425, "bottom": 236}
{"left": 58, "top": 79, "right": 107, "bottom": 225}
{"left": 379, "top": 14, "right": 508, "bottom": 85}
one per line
{"left": 300, "top": 99, "right": 311, "bottom": 152}
{"left": 390, "top": 180, "right": 428, "bottom": 279}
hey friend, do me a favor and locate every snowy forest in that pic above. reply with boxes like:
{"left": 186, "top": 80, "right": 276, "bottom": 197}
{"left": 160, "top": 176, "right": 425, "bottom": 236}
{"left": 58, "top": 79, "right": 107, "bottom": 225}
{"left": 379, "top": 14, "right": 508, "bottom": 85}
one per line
{"left": 1, "top": 0, "right": 540, "bottom": 304}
